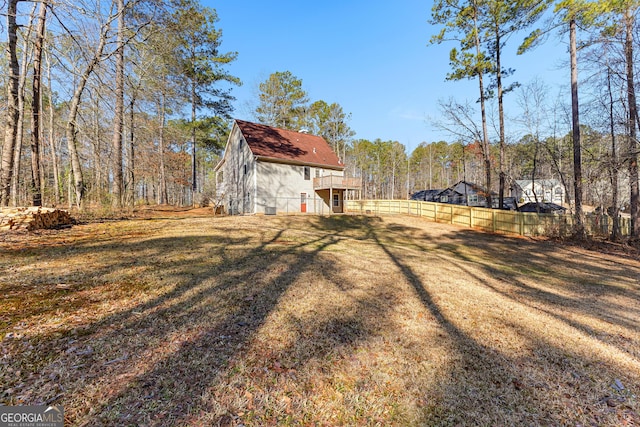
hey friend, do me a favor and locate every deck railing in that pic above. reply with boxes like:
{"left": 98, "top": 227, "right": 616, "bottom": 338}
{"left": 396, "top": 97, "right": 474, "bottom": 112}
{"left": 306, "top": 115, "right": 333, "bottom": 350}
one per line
{"left": 313, "top": 175, "right": 361, "bottom": 190}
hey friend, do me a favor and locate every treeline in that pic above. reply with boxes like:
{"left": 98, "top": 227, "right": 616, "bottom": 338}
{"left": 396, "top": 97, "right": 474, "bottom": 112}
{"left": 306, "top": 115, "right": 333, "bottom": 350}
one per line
{"left": 0, "top": 0, "right": 239, "bottom": 210}
{"left": 427, "top": 0, "right": 640, "bottom": 240}
{"left": 251, "top": 70, "right": 633, "bottom": 226}
{"left": 347, "top": 128, "right": 623, "bottom": 212}
{"left": 3, "top": 0, "right": 640, "bottom": 241}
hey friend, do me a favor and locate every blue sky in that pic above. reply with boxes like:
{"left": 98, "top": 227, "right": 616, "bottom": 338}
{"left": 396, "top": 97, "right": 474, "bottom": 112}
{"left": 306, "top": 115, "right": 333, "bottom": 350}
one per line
{"left": 209, "top": 0, "right": 569, "bottom": 153}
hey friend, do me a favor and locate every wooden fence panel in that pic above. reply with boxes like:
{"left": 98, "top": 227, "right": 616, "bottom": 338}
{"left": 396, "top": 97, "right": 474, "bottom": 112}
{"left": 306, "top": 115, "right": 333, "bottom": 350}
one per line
{"left": 344, "top": 200, "right": 629, "bottom": 238}
{"left": 419, "top": 202, "right": 436, "bottom": 221}
{"left": 492, "top": 210, "right": 520, "bottom": 234}
{"left": 471, "top": 207, "right": 494, "bottom": 232}
{"left": 436, "top": 204, "right": 452, "bottom": 224}
{"left": 451, "top": 205, "right": 471, "bottom": 228}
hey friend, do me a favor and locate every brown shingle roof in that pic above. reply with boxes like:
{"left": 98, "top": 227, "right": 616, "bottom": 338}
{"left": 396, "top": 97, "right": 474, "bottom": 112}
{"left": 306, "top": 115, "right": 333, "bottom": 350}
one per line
{"left": 235, "top": 119, "right": 343, "bottom": 169}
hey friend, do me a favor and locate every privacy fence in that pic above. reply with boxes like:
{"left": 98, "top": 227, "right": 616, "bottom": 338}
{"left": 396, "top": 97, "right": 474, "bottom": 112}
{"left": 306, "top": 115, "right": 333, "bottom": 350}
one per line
{"left": 344, "top": 199, "right": 631, "bottom": 238}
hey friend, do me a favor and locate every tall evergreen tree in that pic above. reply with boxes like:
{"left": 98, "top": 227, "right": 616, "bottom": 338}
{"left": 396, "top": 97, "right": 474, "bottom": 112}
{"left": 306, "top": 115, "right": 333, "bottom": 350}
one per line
{"left": 430, "top": 0, "right": 493, "bottom": 207}
{"left": 255, "top": 71, "right": 309, "bottom": 129}
{"left": 307, "top": 100, "right": 355, "bottom": 162}
{"left": 482, "top": 0, "right": 548, "bottom": 208}
{"left": 171, "top": 0, "right": 240, "bottom": 197}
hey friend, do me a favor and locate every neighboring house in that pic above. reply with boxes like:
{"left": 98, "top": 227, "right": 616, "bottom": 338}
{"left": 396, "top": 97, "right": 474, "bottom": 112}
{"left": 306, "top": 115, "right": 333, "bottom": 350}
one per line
{"left": 410, "top": 181, "right": 517, "bottom": 209}
{"left": 410, "top": 189, "right": 442, "bottom": 202}
{"left": 214, "top": 119, "right": 360, "bottom": 215}
{"left": 512, "top": 179, "right": 565, "bottom": 205}
{"left": 438, "top": 180, "right": 497, "bottom": 207}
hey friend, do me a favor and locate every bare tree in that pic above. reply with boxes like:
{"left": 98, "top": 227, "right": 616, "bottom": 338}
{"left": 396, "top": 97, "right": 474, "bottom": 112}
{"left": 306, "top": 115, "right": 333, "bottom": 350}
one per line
{"left": 1, "top": 0, "right": 21, "bottom": 206}
{"left": 45, "top": 49, "right": 61, "bottom": 204}
{"left": 111, "top": 0, "right": 125, "bottom": 208}
{"left": 623, "top": 5, "right": 639, "bottom": 239}
{"left": 569, "top": 18, "right": 586, "bottom": 237}
{"left": 29, "top": 0, "right": 48, "bottom": 206}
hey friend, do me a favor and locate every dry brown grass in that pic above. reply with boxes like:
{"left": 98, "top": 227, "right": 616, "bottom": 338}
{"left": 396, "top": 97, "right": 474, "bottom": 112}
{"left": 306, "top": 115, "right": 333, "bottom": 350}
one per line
{"left": 1, "top": 213, "right": 638, "bottom": 426}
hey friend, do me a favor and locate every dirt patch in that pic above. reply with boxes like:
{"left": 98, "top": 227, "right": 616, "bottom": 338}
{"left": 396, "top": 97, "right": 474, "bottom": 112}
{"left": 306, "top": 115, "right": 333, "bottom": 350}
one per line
{"left": 1, "top": 214, "right": 638, "bottom": 426}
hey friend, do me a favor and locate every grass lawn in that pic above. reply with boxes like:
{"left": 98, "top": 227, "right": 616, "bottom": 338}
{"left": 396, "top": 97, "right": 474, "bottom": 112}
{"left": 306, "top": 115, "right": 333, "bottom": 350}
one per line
{"left": 1, "top": 211, "right": 639, "bottom": 426}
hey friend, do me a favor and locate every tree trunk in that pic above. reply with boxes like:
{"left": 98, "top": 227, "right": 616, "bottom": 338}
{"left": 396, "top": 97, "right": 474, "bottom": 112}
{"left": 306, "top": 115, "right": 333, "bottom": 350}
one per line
{"left": 569, "top": 19, "right": 585, "bottom": 238}
{"left": 158, "top": 90, "right": 168, "bottom": 205}
{"left": 65, "top": 27, "right": 108, "bottom": 208}
{"left": 607, "top": 67, "right": 621, "bottom": 241}
{"left": 30, "top": 1, "right": 48, "bottom": 207}
{"left": 45, "top": 50, "right": 60, "bottom": 204}
{"left": 191, "top": 80, "right": 197, "bottom": 199}
{"left": 111, "top": 0, "right": 125, "bottom": 209}
{"left": 1, "top": 0, "right": 21, "bottom": 206}
{"left": 495, "top": 24, "right": 505, "bottom": 210}
{"left": 10, "top": 3, "right": 37, "bottom": 207}
{"left": 90, "top": 97, "right": 101, "bottom": 199}
{"left": 127, "top": 97, "right": 136, "bottom": 207}
{"left": 625, "top": 6, "right": 639, "bottom": 239}
{"left": 473, "top": 0, "right": 492, "bottom": 208}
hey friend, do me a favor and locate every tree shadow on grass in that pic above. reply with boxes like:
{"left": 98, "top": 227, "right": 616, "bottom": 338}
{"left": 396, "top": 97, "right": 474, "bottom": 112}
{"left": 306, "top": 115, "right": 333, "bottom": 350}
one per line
{"left": 360, "top": 217, "right": 639, "bottom": 425}
{"left": 3, "top": 215, "right": 639, "bottom": 425}
{"left": 0, "top": 225, "right": 256, "bottom": 333}
{"left": 1, "top": 217, "right": 349, "bottom": 425}
{"left": 433, "top": 229, "right": 640, "bottom": 342}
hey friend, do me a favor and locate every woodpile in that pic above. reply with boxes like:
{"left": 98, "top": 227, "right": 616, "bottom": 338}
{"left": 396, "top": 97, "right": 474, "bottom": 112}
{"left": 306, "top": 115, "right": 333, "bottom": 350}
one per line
{"left": 0, "top": 207, "right": 74, "bottom": 231}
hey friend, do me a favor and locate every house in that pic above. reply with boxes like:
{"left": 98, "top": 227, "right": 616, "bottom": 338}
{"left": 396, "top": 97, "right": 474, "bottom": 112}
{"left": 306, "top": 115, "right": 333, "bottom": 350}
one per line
{"left": 214, "top": 119, "right": 360, "bottom": 215}
{"left": 410, "top": 181, "right": 517, "bottom": 210}
{"left": 410, "top": 189, "right": 442, "bottom": 202}
{"left": 512, "top": 179, "right": 565, "bottom": 205}
{"left": 438, "top": 180, "right": 497, "bottom": 207}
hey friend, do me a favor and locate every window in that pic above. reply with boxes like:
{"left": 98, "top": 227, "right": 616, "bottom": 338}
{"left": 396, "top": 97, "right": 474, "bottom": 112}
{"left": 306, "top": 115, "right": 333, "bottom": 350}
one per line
{"left": 315, "top": 168, "right": 321, "bottom": 178}
{"left": 333, "top": 194, "right": 340, "bottom": 207}
{"left": 468, "top": 194, "right": 478, "bottom": 204}
{"left": 304, "top": 166, "right": 310, "bottom": 180}
{"left": 441, "top": 195, "right": 448, "bottom": 203}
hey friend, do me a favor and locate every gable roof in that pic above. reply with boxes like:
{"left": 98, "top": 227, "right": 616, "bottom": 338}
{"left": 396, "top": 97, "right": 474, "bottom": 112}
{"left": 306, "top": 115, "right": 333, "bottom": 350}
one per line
{"left": 449, "top": 180, "right": 497, "bottom": 197}
{"left": 235, "top": 119, "right": 343, "bottom": 169}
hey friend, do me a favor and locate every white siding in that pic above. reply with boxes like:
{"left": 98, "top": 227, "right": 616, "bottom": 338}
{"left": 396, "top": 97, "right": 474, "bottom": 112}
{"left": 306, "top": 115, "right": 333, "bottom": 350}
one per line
{"left": 519, "top": 180, "right": 564, "bottom": 204}
{"left": 220, "top": 125, "right": 256, "bottom": 214}
{"left": 218, "top": 122, "right": 347, "bottom": 214}
{"left": 255, "top": 162, "right": 338, "bottom": 214}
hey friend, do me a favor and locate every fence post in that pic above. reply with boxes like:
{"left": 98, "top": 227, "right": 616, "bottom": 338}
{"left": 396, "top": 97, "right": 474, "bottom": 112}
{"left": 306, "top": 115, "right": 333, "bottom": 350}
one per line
{"left": 492, "top": 209, "right": 496, "bottom": 233}
{"left": 519, "top": 213, "right": 524, "bottom": 236}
